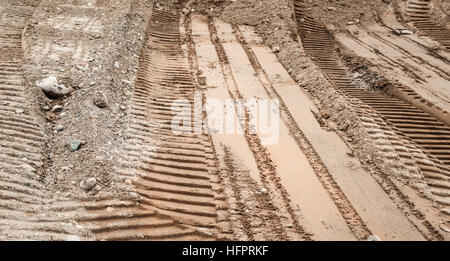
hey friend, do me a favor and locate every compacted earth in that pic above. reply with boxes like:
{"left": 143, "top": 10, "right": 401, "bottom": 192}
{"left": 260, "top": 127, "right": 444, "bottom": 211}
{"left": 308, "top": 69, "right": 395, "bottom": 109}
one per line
{"left": 0, "top": 0, "right": 449, "bottom": 240}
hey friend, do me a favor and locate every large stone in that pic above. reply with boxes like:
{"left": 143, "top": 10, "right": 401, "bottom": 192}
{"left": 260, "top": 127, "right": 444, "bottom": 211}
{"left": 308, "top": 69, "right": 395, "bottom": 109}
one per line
{"left": 36, "top": 76, "right": 73, "bottom": 99}
{"left": 80, "top": 178, "right": 97, "bottom": 191}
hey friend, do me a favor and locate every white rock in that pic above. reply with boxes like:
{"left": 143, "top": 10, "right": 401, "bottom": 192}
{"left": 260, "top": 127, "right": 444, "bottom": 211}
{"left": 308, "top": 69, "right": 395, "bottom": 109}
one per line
{"left": 393, "top": 29, "right": 414, "bottom": 35}
{"left": 80, "top": 178, "right": 97, "bottom": 191}
{"left": 36, "top": 76, "right": 73, "bottom": 99}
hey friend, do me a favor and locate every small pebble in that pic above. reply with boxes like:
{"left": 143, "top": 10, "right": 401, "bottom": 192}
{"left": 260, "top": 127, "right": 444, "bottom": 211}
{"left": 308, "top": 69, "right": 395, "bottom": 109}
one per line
{"left": 68, "top": 140, "right": 82, "bottom": 151}
{"left": 52, "top": 105, "right": 63, "bottom": 113}
{"left": 80, "top": 177, "right": 97, "bottom": 191}
{"left": 93, "top": 92, "right": 108, "bottom": 108}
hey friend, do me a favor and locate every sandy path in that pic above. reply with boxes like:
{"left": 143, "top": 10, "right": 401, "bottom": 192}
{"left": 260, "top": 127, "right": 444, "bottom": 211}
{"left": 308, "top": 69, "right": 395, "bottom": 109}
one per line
{"left": 238, "top": 24, "right": 426, "bottom": 241}
{"left": 211, "top": 18, "right": 356, "bottom": 241}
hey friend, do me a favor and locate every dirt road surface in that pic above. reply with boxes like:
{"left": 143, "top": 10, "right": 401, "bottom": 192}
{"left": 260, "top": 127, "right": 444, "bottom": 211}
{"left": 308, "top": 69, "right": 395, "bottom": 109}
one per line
{"left": 0, "top": 0, "right": 449, "bottom": 241}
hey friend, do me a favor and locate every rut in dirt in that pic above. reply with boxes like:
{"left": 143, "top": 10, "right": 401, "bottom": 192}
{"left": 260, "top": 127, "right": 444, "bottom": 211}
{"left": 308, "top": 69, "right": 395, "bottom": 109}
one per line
{"left": 80, "top": 6, "right": 232, "bottom": 241}
{"left": 294, "top": 0, "right": 450, "bottom": 217}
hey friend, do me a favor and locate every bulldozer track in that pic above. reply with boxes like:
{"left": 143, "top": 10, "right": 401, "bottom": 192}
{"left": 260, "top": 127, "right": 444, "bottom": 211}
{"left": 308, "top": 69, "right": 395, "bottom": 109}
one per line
{"left": 294, "top": 0, "right": 450, "bottom": 218}
{"left": 0, "top": 4, "right": 92, "bottom": 241}
{"left": 1, "top": 0, "right": 448, "bottom": 241}
{"left": 406, "top": 0, "right": 450, "bottom": 49}
{"left": 79, "top": 7, "right": 230, "bottom": 241}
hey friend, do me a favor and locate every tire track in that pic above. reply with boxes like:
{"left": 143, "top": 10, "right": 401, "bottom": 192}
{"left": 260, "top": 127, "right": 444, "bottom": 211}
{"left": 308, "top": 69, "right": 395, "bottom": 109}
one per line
{"left": 296, "top": 1, "right": 450, "bottom": 168}
{"left": 205, "top": 15, "right": 363, "bottom": 240}
{"left": 207, "top": 19, "right": 303, "bottom": 241}
{"left": 80, "top": 6, "right": 231, "bottom": 241}
{"left": 232, "top": 25, "right": 371, "bottom": 240}
{"left": 335, "top": 22, "right": 450, "bottom": 118}
{"left": 406, "top": 0, "right": 450, "bottom": 49}
{"left": 294, "top": 0, "right": 447, "bottom": 239}
{"left": 0, "top": 3, "right": 94, "bottom": 241}
{"left": 186, "top": 15, "right": 297, "bottom": 240}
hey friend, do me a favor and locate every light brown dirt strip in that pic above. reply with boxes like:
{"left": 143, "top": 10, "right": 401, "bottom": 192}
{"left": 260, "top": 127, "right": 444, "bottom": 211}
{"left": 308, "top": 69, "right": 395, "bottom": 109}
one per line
{"left": 375, "top": 6, "right": 450, "bottom": 125}
{"left": 186, "top": 17, "right": 262, "bottom": 187}
{"left": 188, "top": 14, "right": 300, "bottom": 240}
{"left": 186, "top": 15, "right": 253, "bottom": 240}
{"left": 209, "top": 17, "right": 357, "bottom": 240}
{"left": 207, "top": 15, "right": 312, "bottom": 241}
{"left": 235, "top": 23, "right": 432, "bottom": 241}
{"left": 233, "top": 26, "right": 368, "bottom": 241}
